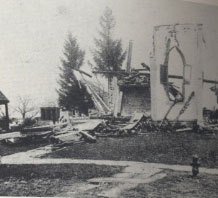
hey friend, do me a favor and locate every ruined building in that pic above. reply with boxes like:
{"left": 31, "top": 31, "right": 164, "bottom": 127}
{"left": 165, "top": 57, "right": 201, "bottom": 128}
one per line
{"left": 94, "top": 40, "right": 151, "bottom": 117}
{"left": 150, "top": 24, "right": 217, "bottom": 124}
{"left": 93, "top": 24, "right": 217, "bottom": 122}
{"left": 94, "top": 69, "right": 151, "bottom": 117}
{"left": 112, "top": 69, "right": 150, "bottom": 117}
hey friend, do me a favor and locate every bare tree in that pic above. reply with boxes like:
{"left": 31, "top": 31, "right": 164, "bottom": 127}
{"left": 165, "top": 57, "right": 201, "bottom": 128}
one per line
{"left": 14, "top": 96, "right": 38, "bottom": 120}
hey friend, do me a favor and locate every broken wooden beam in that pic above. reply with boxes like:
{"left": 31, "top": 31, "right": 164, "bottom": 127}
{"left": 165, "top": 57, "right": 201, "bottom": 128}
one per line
{"left": 175, "top": 127, "right": 193, "bottom": 132}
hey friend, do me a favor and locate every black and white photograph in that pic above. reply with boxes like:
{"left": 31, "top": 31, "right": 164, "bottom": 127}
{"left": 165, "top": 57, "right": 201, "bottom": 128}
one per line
{"left": 0, "top": 0, "right": 218, "bottom": 197}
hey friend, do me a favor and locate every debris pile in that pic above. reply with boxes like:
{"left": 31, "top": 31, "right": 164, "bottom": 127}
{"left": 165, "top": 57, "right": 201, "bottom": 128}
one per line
{"left": 197, "top": 124, "right": 218, "bottom": 134}
{"left": 49, "top": 120, "right": 102, "bottom": 145}
{"left": 1, "top": 131, "right": 52, "bottom": 145}
{"left": 95, "top": 113, "right": 154, "bottom": 137}
{"left": 1, "top": 114, "right": 154, "bottom": 146}
{"left": 117, "top": 72, "right": 150, "bottom": 88}
{"left": 1, "top": 123, "right": 67, "bottom": 145}
{"left": 2, "top": 111, "right": 218, "bottom": 147}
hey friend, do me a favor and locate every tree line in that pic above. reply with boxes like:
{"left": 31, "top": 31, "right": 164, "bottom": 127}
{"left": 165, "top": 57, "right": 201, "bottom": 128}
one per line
{"left": 57, "top": 7, "right": 126, "bottom": 115}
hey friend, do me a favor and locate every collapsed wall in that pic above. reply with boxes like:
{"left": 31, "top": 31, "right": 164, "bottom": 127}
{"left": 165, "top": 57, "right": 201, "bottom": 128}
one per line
{"left": 120, "top": 87, "right": 150, "bottom": 116}
{"left": 112, "top": 71, "right": 151, "bottom": 117}
{"left": 150, "top": 24, "right": 204, "bottom": 123}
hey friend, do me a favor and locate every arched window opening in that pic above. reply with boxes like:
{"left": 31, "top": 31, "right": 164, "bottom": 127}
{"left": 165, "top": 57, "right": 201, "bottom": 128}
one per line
{"left": 160, "top": 42, "right": 188, "bottom": 102}
{"left": 168, "top": 47, "right": 185, "bottom": 101}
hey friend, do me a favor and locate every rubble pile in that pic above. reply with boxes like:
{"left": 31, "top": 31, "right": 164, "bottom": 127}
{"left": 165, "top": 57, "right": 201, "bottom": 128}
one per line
{"left": 3, "top": 112, "right": 217, "bottom": 147}
{"left": 49, "top": 120, "right": 102, "bottom": 145}
{"left": 197, "top": 124, "right": 218, "bottom": 134}
{"left": 1, "top": 114, "right": 155, "bottom": 146}
{"left": 95, "top": 113, "right": 155, "bottom": 137}
{"left": 47, "top": 113, "right": 156, "bottom": 145}
{"left": 117, "top": 73, "right": 150, "bottom": 88}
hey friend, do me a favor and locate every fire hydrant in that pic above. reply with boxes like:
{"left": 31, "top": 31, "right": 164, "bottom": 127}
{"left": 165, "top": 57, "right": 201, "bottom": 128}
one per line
{"left": 191, "top": 155, "right": 200, "bottom": 177}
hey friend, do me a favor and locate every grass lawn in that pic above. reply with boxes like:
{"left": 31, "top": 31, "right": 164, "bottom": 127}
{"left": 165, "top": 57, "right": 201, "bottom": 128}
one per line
{"left": 0, "top": 164, "right": 123, "bottom": 196}
{"left": 120, "top": 170, "right": 218, "bottom": 198}
{"left": 0, "top": 141, "right": 48, "bottom": 156}
{"left": 43, "top": 131, "right": 218, "bottom": 168}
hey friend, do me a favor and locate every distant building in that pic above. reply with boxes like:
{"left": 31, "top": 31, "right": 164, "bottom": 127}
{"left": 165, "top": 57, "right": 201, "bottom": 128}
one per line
{"left": 40, "top": 107, "right": 60, "bottom": 123}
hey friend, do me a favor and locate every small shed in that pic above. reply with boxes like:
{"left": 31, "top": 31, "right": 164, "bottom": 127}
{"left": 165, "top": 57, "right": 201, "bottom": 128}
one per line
{"left": 0, "top": 91, "right": 9, "bottom": 131}
{"left": 41, "top": 107, "right": 60, "bottom": 124}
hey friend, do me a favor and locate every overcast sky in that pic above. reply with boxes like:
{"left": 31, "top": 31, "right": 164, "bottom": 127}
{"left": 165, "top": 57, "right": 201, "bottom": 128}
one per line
{"left": 0, "top": 0, "right": 218, "bottom": 111}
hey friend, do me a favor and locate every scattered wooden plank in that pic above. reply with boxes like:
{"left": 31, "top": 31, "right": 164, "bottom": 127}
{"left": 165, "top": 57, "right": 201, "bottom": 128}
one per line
{"left": 176, "top": 127, "right": 193, "bottom": 133}
{"left": 80, "top": 131, "right": 96, "bottom": 143}
{"left": 21, "top": 125, "right": 54, "bottom": 133}
{"left": 50, "top": 119, "right": 102, "bottom": 145}
{"left": 0, "top": 132, "right": 21, "bottom": 141}
{"left": 21, "top": 123, "right": 68, "bottom": 133}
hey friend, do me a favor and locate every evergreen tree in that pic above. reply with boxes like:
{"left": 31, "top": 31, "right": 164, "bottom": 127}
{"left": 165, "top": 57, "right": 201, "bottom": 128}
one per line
{"left": 57, "top": 34, "right": 93, "bottom": 115}
{"left": 91, "top": 7, "right": 126, "bottom": 76}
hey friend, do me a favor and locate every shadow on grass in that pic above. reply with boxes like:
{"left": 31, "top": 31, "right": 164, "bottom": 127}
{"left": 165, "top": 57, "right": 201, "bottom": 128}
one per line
{"left": 0, "top": 164, "right": 123, "bottom": 196}
{"left": 120, "top": 170, "right": 218, "bottom": 198}
{"left": 43, "top": 132, "right": 218, "bottom": 168}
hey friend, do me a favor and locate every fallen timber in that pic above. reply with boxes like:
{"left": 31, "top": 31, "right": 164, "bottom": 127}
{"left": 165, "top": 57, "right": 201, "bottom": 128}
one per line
{"left": 2, "top": 111, "right": 217, "bottom": 146}
{"left": 48, "top": 113, "right": 152, "bottom": 145}
{"left": 95, "top": 113, "right": 153, "bottom": 137}
{"left": 197, "top": 124, "right": 218, "bottom": 134}
{"left": 49, "top": 119, "right": 102, "bottom": 145}
{"left": 1, "top": 130, "right": 52, "bottom": 145}
{"left": 20, "top": 122, "right": 68, "bottom": 133}
{"left": 0, "top": 123, "right": 68, "bottom": 145}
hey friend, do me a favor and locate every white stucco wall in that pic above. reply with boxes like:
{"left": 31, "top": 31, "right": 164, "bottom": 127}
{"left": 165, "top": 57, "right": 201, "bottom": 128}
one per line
{"left": 150, "top": 24, "right": 204, "bottom": 122}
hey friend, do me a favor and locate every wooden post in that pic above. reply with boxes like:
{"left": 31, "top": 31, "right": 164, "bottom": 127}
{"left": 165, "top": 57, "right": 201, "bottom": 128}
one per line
{"left": 5, "top": 103, "right": 9, "bottom": 131}
{"left": 126, "top": 40, "right": 133, "bottom": 73}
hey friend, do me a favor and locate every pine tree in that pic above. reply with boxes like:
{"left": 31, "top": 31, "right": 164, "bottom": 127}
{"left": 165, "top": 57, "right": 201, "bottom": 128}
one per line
{"left": 92, "top": 7, "right": 126, "bottom": 76}
{"left": 57, "top": 34, "right": 93, "bottom": 115}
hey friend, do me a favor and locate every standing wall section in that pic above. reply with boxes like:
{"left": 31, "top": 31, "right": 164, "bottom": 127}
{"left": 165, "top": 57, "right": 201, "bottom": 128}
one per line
{"left": 150, "top": 24, "right": 204, "bottom": 122}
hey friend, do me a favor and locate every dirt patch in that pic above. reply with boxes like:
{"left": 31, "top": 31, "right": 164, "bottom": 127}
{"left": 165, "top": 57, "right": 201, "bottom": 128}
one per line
{"left": 0, "top": 164, "right": 123, "bottom": 196}
{"left": 43, "top": 132, "right": 218, "bottom": 168}
{"left": 120, "top": 170, "right": 218, "bottom": 198}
